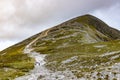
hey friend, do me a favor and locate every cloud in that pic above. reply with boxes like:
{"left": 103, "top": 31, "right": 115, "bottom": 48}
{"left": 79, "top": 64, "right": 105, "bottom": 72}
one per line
{"left": 0, "top": 0, "right": 120, "bottom": 50}
{"left": 0, "top": 0, "right": 119, "bottom": 39}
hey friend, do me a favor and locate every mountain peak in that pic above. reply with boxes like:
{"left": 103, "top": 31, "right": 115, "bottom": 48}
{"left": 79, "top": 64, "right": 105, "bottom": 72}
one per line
{"left": 72, "top": 14, "right": 120, "bottom": 39}
{"left": 51, "top": 14, "right": 120, "bottom": 40}
{"left": 78, "top": 14, "right": 95, "bottom": 17}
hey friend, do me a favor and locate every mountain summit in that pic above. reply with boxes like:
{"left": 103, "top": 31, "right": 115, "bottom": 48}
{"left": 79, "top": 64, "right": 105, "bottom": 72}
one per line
{"left": 0, "top": 14, "right": 120, "bottom": 80}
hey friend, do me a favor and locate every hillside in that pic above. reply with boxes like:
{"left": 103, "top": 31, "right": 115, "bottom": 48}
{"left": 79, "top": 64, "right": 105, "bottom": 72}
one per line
{"left": 0, "top": 14, "right": 120, "bottom": 80}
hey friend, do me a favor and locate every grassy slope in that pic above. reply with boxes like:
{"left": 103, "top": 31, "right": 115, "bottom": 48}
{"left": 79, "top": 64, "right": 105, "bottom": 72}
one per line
{"left": 0, "top": 14, "right": 120, "bottom": 79}
{"left": 33, "top": 31, "right": 120, "bottom": 78}
{"left": 32, "top": 15, "right": 120, "bottom": 78}
{"left": 0, "top": 32, "right": 42, "bottom": 79}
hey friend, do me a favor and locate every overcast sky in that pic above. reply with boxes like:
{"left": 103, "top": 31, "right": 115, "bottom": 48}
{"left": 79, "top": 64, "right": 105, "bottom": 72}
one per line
{"left": 0, "top": 0, "right": 120, "bottom": 50}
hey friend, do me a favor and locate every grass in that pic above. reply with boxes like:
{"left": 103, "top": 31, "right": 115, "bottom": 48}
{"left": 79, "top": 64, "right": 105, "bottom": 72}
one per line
{"left": 43, "top": 40, "right": 120, "bottom": 78}
{"left": 0, "top": 40, "right": 35, "bottom": 79}
{"left": 0, "top": 32, "right": 41, "bottom": 79}
{"left": 0, "top": 68, "right": 25, "bottom": 80}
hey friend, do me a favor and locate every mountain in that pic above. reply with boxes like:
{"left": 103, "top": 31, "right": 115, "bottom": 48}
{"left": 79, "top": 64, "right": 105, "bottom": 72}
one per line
{"left": 0, "top": 14, "right": 120, "bottom": 80}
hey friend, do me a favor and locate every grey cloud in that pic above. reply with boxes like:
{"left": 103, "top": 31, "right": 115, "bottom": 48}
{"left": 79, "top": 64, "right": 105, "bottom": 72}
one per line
{"left": 0, "top": 0, "right": 120, "bottom": 40}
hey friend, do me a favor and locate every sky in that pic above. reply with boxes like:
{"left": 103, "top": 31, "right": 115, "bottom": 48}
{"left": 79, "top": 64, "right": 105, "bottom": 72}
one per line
{"left": 0, "top": 0, "right": 120, "bottom": 50}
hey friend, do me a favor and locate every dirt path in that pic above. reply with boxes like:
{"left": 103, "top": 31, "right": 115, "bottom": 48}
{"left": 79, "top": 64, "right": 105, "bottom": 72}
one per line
{"left": 15, "top": 29, "right": 50, "bottom": 80}
{"left": 24, "top": 29, "right": 50, "bottom": 53}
